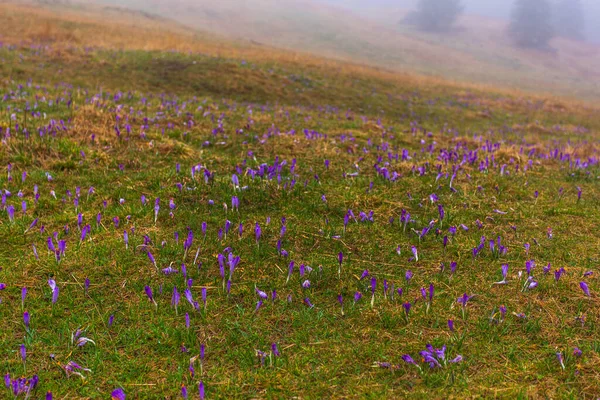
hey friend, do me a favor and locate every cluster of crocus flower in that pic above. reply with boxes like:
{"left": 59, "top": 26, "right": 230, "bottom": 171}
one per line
{"left": 3, "top": 374, "right": 39, "bottom": 398}
{"left": 401, "top": 345, "right": 463, "bottom": 370}
{"left": 255, "top": 343, "right": 281, "bottom": 367}
{"left": 375, "top": 344, "right": 462, "bottom": 371}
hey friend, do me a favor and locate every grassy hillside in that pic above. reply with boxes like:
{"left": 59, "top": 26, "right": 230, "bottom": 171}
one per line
{"left": 77, "top": 0, "right": 600, "bottom": 101}
{"left": 1, "top": 2, "right": 600, "bottom": 399}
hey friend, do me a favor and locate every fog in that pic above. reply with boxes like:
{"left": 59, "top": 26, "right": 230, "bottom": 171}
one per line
{"left": 322, "top": 0, "right": 600, "bottom": 43}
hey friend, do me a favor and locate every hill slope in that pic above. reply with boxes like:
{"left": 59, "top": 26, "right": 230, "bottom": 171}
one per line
{"left": 78, "top": 0, "right": 600, "bottom": 100}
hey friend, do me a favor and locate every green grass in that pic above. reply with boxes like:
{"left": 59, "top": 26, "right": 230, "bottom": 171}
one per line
{"left": 0, "top": 28, "right": 599, "bottom": 399}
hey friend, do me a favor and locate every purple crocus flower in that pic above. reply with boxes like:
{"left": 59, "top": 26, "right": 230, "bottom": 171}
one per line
{"left": 403, "top": 301, "right": 411, "bottom": 316}
{"left": 525, "top": 260, "right": 535, "bottom": 276}
{"left": 25, "top": 218, "right": 38, "bottom": 233}
{"left": 154, "top": 198, "right": 160, "bottom": 223}
{"left": 47, "top": 237, "right": 56, "bottom": 253}
{"left": 450, "top": 261, "right": 457, "bottom": 274}
{"left": 254, "top": 222, "right": 261, "bottom": 244}
{"left": 438, "top": 204, "right": 445, "bottom": 221}
{"left": 147, "top": 252, "right": 157, "bottom": 268}
{"left": 144, "top": 286, "right": 156, "bottom": 305}
{"left": 411, "top": 246, "right": 418, "bottom": 261}
{"left": 162, "top": 265, "right": 179, "bottom": 275}
{"left": 354, "top": 291, "right": 362, "bottom": 303}
{"left": 111, "top": 388, "right": 126, "bottom": 400}
{"left": 495, "top": 264, "right": 509, "bottom": 284}
{"left": 448, "top": 319, "right": 454, "bottom": 332}
{"left": 556, "top": 352, "right": 565, "bottom": 370}
{"left": 271, "top": 342, "right": 281, "bottom": 357}
{"left": 20, "top": 344, "right": 26, "bottom": 363}
{"left": 172, "top": 286, "right": 180, "bottom": 312}
{"left": 183, "top": 288, "right": 196, "bottom": 308}
{"left": 580, "top": 281, "right": 591, "bottom": 297}
{"left": 7, "top": 205, "right": 15, "bottom": 223}
{"left": 200, "top": 343, "right": 206, "bottom": 363}
{"left": 198, "top": 382, "right": 205, "bottom": 399}
{"left": 359, "top": 269, "right": 369, "bottom": 280}
{"left": 286, "top": 261, "right": 294, "bottom": 284}
{"left": 428, "top": 283, "right": 434, "bottom": 302}
{"left": 420, "top": 350, "right": 441, "bottom": 368}
{"left": 304, "top": 297, "right": 314, "bottom": 308}
{"left": 256, "top": 288, "right": 268, "bottom": 299}
{"left": 23, "top": 311, "right": 30, "bottom": 329}
{"left": 52, "top": 286, "right": 59, "bottom": 304}
{"left": 401, "top": 354, "right": 417, "bottom": 365}
{"left": 181, "top": 385, "right": 188, "bottom": 399}
{"left": 457, "top": 293, "right": 473, "bottom": 307}
{"left": 405, "top": 270, "right": 413, "bottom": 281}
{"left": 526, "top": 279, "right": 538, "bottom": 290}
{"left": 499, "top": 305, "right": 507, "bottom": 321}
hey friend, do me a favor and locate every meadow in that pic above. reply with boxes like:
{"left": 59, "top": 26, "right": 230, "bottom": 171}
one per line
{"left": 1, "top": 2, "right": 600, "bottom": 399}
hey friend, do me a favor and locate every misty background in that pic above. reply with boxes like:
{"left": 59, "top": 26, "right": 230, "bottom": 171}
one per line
{"left": 323, "top": 0, "right": 600, "bottom": 43}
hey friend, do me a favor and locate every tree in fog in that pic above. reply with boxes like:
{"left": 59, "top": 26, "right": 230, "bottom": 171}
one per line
{"left": 412, "top": 0, "right": 463, "bottom": 32}
{"left": 509, "top": 0, "right": 554, "bottom": 49}
{"left": 554, "top": 0, "right": 585, "bottom": 41}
